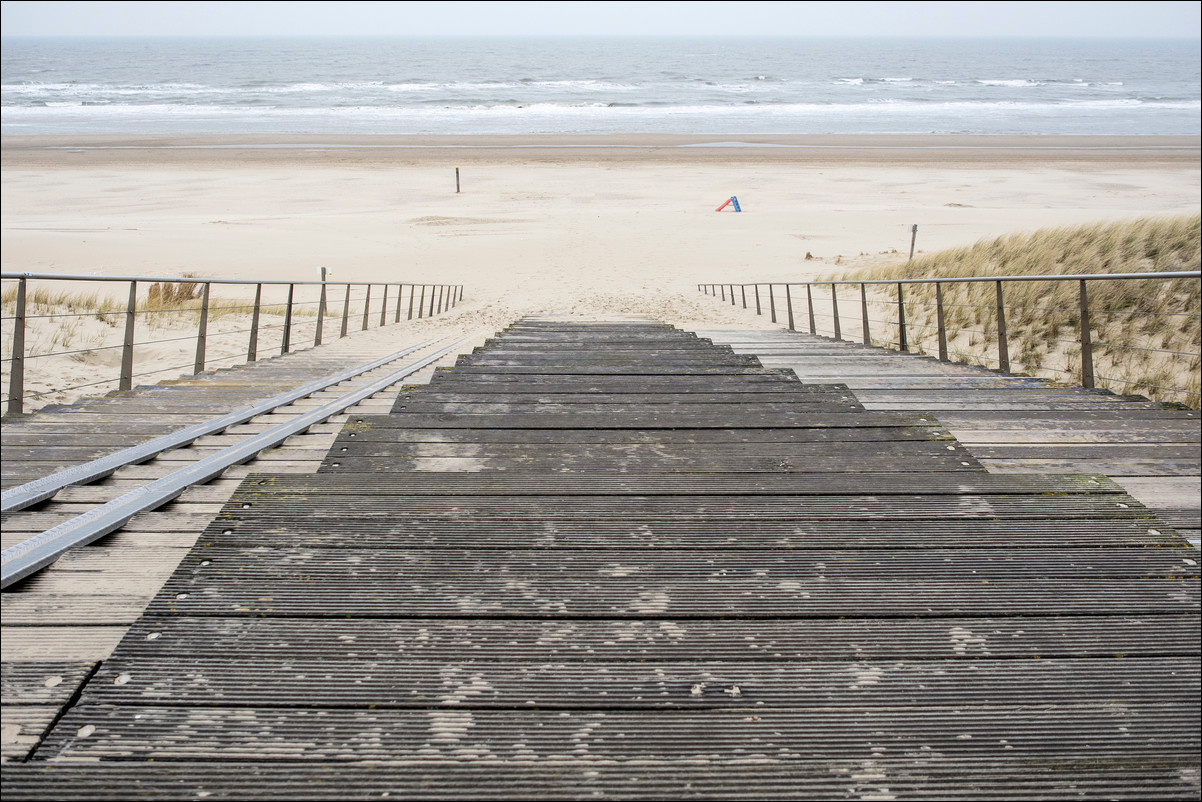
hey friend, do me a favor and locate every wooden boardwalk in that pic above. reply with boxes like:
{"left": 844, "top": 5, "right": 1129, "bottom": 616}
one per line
{"left": 2, "top": 318, "right": 1199, "bottom": 799}
{"left": 697, "top": 329, "right": 1201, "bottom": 544}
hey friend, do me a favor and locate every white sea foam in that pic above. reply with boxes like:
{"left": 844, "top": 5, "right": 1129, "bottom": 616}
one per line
{"left": 2, "top": 36, "right": 1197, "bottom": 136}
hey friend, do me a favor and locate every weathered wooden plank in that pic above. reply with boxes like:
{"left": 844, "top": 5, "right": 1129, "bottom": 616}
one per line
{"left": 111, "top": 614, "right": 1202, "bottom": 662}
{"left": 4, "top": 759, "right": 1200, "bottom": 801}
{"left": 0, "top": 707, "right": 59, "bottom": 763}
{"left": 1, "top": 628, "right": 129, "bottom": 662}
{"left": 1, "top": 661, "right": 96, "bottom": 706}
{"left": 81, "top": 657, "right": 1199, "bottom": 709}
{"left": 35, "top": 704, "right": 1202, "bottom": 763}
{"left": 193, "top": 517, "right": 1194, "bottom": 549}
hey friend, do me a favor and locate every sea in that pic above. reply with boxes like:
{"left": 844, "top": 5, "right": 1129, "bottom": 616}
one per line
{"left": 1, "top": 36, "right": 1199, "bottom": 137}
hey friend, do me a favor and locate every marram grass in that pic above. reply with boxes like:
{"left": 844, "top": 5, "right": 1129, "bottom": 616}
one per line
{"left": 842, "top": 215, "right": 1201, "bottom": 408}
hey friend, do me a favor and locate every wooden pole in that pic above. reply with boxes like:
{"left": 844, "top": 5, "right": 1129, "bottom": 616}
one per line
{"left": 995, "top": 280, "right": 1009, "bottom": 372}
{"left": 456, "top": 167, "right": 460, "bottom": 194}
{"left": 248, "top": 283, "right": 262, "bottom": 361}
{"left": 120, "top": 281, "right": 137, "bottom": 391}
{"left": 909, "top": 224, "right": 918, "bottom": 261}
{"left": 194, "top": 282, "right": 210, "bottom": 374}
{"left": 7, "top": 277, "right": 26, "bottom": 414}
{"left": 935, "top": 282, "right": 948, "bottom": 361}
{"left": 282, "top": 283, "right": 295, "bottom": 354}
{"left": 1079, "top": 279, "right": 1095, "bottom": 389}
{"left": 860, "top": 282, "right": 871, "bottom": 346}
{"left": 831, "top": 285, "right": 841, "bottom": 341}
{"left": 340, "top": 284, "right": 351, "bottom": 337}
{"left": 315, "top": 269, "right": 327, "bottom": 346}
{"left": 806, "top": 284, "right": 816, "bottom": 334}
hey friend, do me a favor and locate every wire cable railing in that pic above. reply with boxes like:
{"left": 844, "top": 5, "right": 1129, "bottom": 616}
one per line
{"left": 2, "top": 271, "right": 464, "bottom": 415}
{"left": 700, "top": 271, "right": 1201, "bottom": 408}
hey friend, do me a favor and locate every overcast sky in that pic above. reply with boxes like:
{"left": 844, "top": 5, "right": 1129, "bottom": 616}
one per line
{"left": 2, "top": 1, "right": 1199, "bottom": 38}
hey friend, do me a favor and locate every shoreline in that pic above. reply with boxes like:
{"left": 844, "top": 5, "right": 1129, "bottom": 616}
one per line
{"left": 5, "top": 134, "right": 1199, "bottom": 167}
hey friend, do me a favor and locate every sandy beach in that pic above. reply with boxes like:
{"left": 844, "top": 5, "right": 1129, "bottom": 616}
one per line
{"left": 3, "top": 134, "right": 1199, "bottom": 409}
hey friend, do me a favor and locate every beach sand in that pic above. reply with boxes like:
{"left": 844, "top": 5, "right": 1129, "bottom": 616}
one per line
{"left": 3, "top": 134, "right": 1199, "bottom": 409}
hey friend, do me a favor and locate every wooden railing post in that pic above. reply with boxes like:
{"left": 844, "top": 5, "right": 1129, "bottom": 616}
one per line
{"left": 428, "top": 284, "right": 437, "bottom": 318}
{"left": 785, "top": 285, "right": 795, "bottom": 331}
{"left": 361, "top": 284, "right": 371, "bottom": 331}
{"left": 340, "top": 284, "right": 351, "bottom": 337}
{"left": 1079, "top": 279, "right": 1095, "bottom": 388}
{"left": 741, "top": 285, "right": 747, "bottom": 309}
{"left": 719, "top": 284, "right": 726, "bottom": 302}
{"left": 437, "top": 285, "right": 445, "bottom": 315}
{"left": 119, "top": 280, "right": 137, "bottom": 391}
{"left": 897, "top": 282, "right": 907, "bottom": 352}
{"left": 768, "top": 284, "right": 777, "bottom": 323}
{"left": 395, "top": 284, "right": 403, "bottom": 323}
{"left": 380, "top": 284, "right": 389, "bottom": 327}
{"left": 7, "top": 277, "right": 27, "bottom": 414}
{"left": 754, "top": 285, "right": 762, "bottom": 316}
{"left": 248, "top": 283, "right": 262, "bottom": 362}
{"left": 860, "top": 282, "right": 871, "bottom": 346}
{"left": 806, "top": 284, "right": 816, "bottom": 334}
{"left": 408, "top": 285, "right": 416, "bottom": 320}
{"left": 315, "top": 271, "right": 327, "bottom": 347}
{"left": 193, "top": 282, "right": 210, "bottom": 374}
{"left": 729, "top": 284, "right": 736, "bottom": 305}
{"left": 417, "top": 286, "right": 426, "bottom": 319}
{"left": 282, "top": 283, "right": 295, "bottom": 355}
{"left": 995, "top": 280, "right": 1009, "bottom": 372}
{"left": 935, "top": 282, "right": 948, "bottom": 361}
{"left": 831, "top": 284, "right": 841, "bottom": 341}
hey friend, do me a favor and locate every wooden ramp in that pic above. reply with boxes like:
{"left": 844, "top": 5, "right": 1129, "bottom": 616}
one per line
{"left": 697, "top": 329, "right": 1202, "bottom": 543}
{"left": 2, "top": 318, "right": 1199, "bottom": 799}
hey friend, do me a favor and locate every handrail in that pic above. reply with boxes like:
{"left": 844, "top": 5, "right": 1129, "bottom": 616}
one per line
{"left": 1, "top": 337, "right": 467, "bottom": 589}
{"left": 699, "top": 269, "right": 1201, "bottom": 407}
{"left": 2, "top": 271, "right": 466, "bottom": 415}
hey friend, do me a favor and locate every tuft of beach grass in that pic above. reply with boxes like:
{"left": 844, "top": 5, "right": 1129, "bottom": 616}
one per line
{"left": 839, "top": 214, "right": 1201, "bottom": 408}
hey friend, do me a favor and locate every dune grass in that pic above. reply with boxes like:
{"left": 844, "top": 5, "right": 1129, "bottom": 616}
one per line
{"left": 840, "top": 214, "right": 1201, "bottom": 407}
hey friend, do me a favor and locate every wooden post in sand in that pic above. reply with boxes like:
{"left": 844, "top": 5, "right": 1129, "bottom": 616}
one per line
{"left": 861, "top": 283, "right": 871, "bottom": 346}
{"left": 456, "top": 167, "right": 461, "bottom": 194}
{"left": 831, "top": 284, "right": 842, "bottom": 341}
{"left": 315, "top": 269, "right": 327, "bottom": 347}
{"left": 806, "top": 284, "right": 816, "bottom": 334}
{"left": 994, "top": 280, "right": 1009, "bottom": 372}
{"left": 909, "top": 224, "right": 918, "bottom": 261}
{"left": 341, "top": 284, "right": 351, "bottom": 337}
{"left": 248, "top": 283, "right": 262, "bottom": 362}
{"left": 282, "top": 283, "right": 295, "bottom": 355}
{"left": 194, "top": 282, "right": 210, "bottom": 374}
{"left": 935, "top": 282, "right": 948, "bottom": 361}
{"left": 7, "top": 277, "right": 27, "bottom": 414}
{"left": 119, "top": 281, "right": 137, "bottom": 392}
{"left": 1079, "top": 280, "right": 1095, "bottom": 389}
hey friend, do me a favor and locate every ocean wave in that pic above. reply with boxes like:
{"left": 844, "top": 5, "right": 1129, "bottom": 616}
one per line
{"left": 977, "top": 79, "right": 1043, "bottom": 87}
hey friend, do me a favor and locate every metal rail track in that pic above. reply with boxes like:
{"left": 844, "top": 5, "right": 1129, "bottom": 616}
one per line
{"left": 1, "top": 338, "right": 465, "bottom": 589}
